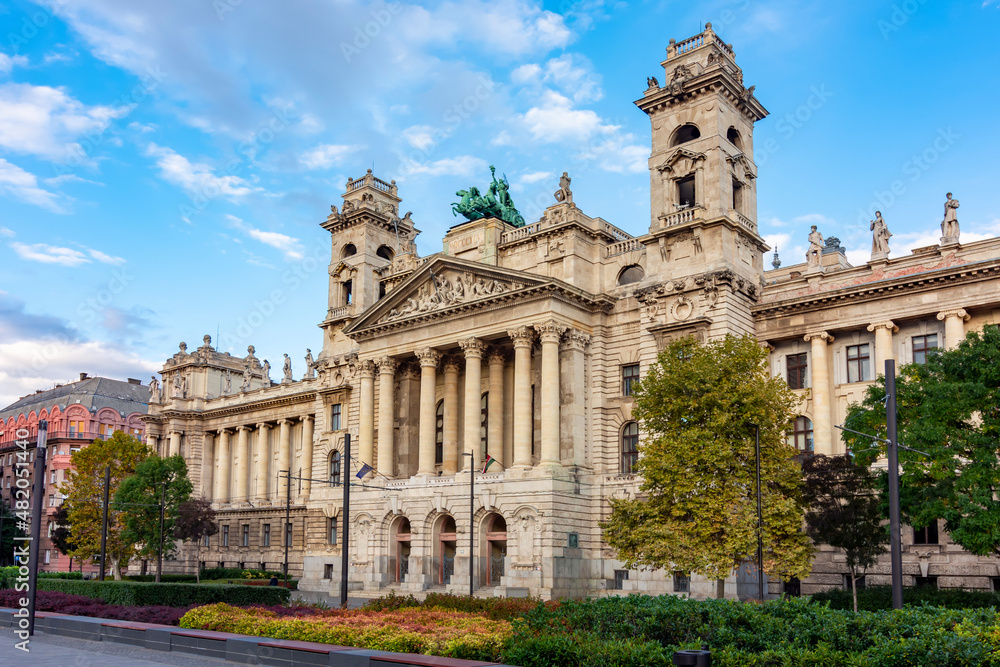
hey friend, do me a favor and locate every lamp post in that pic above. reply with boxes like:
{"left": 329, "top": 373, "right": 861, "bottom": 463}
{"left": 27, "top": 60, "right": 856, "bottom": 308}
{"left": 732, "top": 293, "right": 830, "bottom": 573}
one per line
{"left": 886, "top": 359, "right": 903, "bottom": 610}
{"left": 748, "top": 423, "right": 764, "bottom": 601}
{"left": 156, "top": 482, "right": 166, "bottom": 583}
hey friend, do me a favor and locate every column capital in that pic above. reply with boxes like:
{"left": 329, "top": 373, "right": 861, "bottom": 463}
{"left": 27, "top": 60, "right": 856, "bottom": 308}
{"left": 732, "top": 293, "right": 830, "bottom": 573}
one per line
{"left": 459, "top": 337, "right": 486, "bottom": 358}
{"left": 536, "top": 320, "right": 568, "bottom": 343}
{"left": 442, "top": 355, "right": 462, "bottom": 374}
{"left": 561, "top": 329, "right": 591, "bottom": 351}
{"left": 507, "top": 326, "right": 536, "bottom": 347}
{"left": 415, "top": 347, "right": 442, "bottom": 367}
{"left": 301, "top": 414, "right": 314, "bottom": 424}
{"left": 398, "top": 362, "right": 420, "bottom": 380}
{"left": 486, "top": 347, "right": 508, "bottom": 365}
{"left": 804, "top": 331, "right": 834, "bottom": 344}
{"left": 277, "top": 418, "right": 292, "bottom": 426}
{"left": 357, "top": 359, "right": 376, "bottom": 378}
{"left": 937, "top": 308, "right": 970, "bottom": 322}
{"left": 236, "top": 425, "right": 250, "bottom": 433}
{"left": 375, "top": 356, "right": 397, "bottom": 375}
{"left": 256, "top": 422, "right": 270, "bottom": 430}
{"left": 217, "top": 427, "right": 232, "bottom": 435}
{"left": 867, "top": 321, "right": 898, "bottom": 333}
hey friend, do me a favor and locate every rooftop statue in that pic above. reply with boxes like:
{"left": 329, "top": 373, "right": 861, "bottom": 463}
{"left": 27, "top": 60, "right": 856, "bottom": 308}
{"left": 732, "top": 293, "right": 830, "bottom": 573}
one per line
{"left": 452, "top": 165, "right": 526, "bottom": 227}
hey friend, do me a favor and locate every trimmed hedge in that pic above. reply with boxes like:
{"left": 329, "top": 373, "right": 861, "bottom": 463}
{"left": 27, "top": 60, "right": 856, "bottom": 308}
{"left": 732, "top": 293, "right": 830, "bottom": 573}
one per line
{"left": 0, "top": 589, "right": 192, "bottom": 625}
{"left": 364, "top": 590, "right": 552, "bottom": 621}
{"left": 125, "top": 574, "right": 199, "bottom": 583}
{"left": 811, "top": 585, "right": 1000, "bottom": 611}
{"left": 38, "top": 571, "right": 84, "bottom": 580}
{"left": 199, "top": 567, "right": 284, "bottom": 581}
{"left": 37, "top": 577, "right": 290, "bottom": 607}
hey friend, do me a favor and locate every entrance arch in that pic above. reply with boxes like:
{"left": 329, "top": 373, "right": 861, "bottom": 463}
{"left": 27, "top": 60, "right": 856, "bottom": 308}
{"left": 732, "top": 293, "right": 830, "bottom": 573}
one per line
{"left": 389, "top": 517, "right": 411, "bottom": 583}
{"left": 435, "top": 515, "right": 457, "bottom": 585}
{"left": 483, "top": 513, "right": 507, "bottom": 586}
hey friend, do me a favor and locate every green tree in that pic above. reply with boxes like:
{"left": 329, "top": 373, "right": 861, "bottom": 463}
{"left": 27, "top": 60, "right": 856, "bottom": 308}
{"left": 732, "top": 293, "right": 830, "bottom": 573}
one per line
{"left": 843, "top": 326, "right": 1000, "bottom": 557}
{"left": 0, "top": 501, "right": 27, "bottom": 567}
{"left": 59, "top": 430, "right": 150, "bottom": 579}
{"left": 116, "top": 454, "right": 193, "bottom": 582}
{"left": 173, "top": 498, "right": 218, "bottom": 583}
{"left": 802, "top": 454, "right": 888, "bottom": 612}
{"left": 601, "top": 334, "right": 813, "bottom": 593}
{"left": 49, "top": 503, "right": 78, "bottom": 570}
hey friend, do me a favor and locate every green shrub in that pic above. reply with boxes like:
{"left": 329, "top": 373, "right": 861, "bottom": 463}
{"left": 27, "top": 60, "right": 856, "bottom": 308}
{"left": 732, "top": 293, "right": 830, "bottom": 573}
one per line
{"left": 125, "top": 574, "right": 198, "bottom": 583}
{"left": 0, "top": 565, "right": 21, "bottom": 589}
{"left": 811, "top": 585, "right": 1000, "bottom": 611}
{"left": 37, "top": 577, "right": 290, "bottom": 607}
{"left": 38, "top": 571, "right": 84, "bottom": 580}
{"left": 199, "top": 567, "right": 284, "bottom": 581}
{"left": 362, "top": 590, "right": 548, "bottom": 621}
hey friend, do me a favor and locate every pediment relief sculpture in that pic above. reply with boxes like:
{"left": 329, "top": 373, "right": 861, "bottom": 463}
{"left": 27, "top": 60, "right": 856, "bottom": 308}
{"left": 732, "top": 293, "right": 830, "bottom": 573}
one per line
{"left": 657, "top": 148, "right": 706, "bottom": 176}
{"left": 377, "top": 270, "right": 525, "bottom": 324}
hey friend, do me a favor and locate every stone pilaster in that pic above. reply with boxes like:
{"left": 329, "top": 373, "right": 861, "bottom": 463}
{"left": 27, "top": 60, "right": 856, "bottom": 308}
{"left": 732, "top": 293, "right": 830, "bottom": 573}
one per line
{"left": 376, "top": 357, "right": 397, "bottom": 478}
{"left": 508, "top": 326, "right": 536, "bottom": 467}
{"left": 416, "top": 348, "right": 441, "bottom": 475}
{"left": 255, "top": 422, "right": 271, "bottom": 501}
{"left": 358, "top": 360, "right": 376, "bottom": 476}
{"left": 215, "top": 429, "right": 231, "bottom": 503}
{"left": 234, "top": 426, "right": 250, "bottom": 504}
{"left": 442, "top": 356, "right": 461, "bottom": 475}
{"left": 537, "top": 321, "right": 567, "bottom": 466}
{"left": 486, "top": 349, "right": 506, "bottom": 468}
{"left": 460, "top": 338, "right": 486, "bottom": 471}
{"left": 804, "top": 331, "right": 834, "bottom": 455}
{"left": 937, "top": 308, "right": 970, "bottom": 350}
{"left": 277, "top": 418, "right": 292, "bottom": 501}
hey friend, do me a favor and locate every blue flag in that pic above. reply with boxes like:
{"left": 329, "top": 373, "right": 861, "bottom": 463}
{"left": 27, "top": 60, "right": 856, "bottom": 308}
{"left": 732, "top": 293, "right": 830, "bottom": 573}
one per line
{"left": 356, "top": 463, "right": 373, "bottom": 479}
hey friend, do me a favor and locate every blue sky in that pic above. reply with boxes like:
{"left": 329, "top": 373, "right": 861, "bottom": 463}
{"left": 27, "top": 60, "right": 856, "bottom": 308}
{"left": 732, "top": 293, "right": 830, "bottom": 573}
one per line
{"left": 1, "top": 0, "right": 999, "bottom": 408}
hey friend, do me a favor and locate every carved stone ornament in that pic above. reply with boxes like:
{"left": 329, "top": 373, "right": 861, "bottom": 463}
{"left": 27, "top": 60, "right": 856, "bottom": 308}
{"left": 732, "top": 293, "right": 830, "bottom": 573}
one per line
{"left": 670, "top": 296, "right": 695, "bottom": 321}
{"left": 378, "top": 270, "right": 522, "bottom": 324}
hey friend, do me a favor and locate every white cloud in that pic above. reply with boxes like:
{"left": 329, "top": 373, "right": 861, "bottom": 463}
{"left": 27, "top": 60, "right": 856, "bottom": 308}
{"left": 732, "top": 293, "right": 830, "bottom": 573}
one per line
{"left": 11, "top": 243, "right": 90, "bottom": 266}
{"left": 0, "top": 159, "right": 63, "bottom": 212}
{"left": 402, "top": 125, "right": 439, "bottom": 151}
{"left": 298, "top": 143, "right": 364, "bottom": 169}
{"left": 298, "top": 113, "right": 323, "bottom": 133}
{"left": 0, "top": 52, "right": 28, "bottom": 74}
{"left": 146, "top": 143, "right": 262, "bottom": 199}
{"left": 519, "top": 171, "right": 552, "bottom": 185}
{"left": 44, "top": 173, "right": 104, "bottom": 187}
{"left": 522, "top": 90, "right": 616, "bottom": 142}
{"left": 514, "top": 54, "right": 602, "bottom": 104}
{"left": 397, "top": 155, "right": 488, "bottom": 179}
{"left": 0, "top": 82, "right": 129, "bottom": 162}
{"left": 0, "top": 227, "right": 15, "bottom": 237}
{"left": 87, "top": 248, "right": 126, "bottom": 265}
{"left": 226, "top": 214, "right": 303, "bottom": 260}
{"left": 490, "top": 130, "right": 513, "bottom": 147}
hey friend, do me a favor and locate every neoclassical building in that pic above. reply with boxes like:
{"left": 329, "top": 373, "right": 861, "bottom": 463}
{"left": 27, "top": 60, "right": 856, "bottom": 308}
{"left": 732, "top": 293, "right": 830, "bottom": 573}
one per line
{"left": 145, "top": 24, "right": 1000, "bottom": 598}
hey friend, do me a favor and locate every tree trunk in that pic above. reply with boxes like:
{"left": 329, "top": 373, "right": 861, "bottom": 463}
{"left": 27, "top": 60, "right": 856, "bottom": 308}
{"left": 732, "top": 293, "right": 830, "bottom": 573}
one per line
{"left": 851, "top": 572, "right": 858, "bottom": 613}
{"left": 111, "top": 556, "right": 122, "bottom": 580}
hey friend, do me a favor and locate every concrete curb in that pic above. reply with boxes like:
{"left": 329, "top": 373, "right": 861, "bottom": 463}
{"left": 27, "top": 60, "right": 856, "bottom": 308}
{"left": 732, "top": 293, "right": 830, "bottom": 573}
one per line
{"left": 0, "top": 608, "right": 517, "bottom": 667}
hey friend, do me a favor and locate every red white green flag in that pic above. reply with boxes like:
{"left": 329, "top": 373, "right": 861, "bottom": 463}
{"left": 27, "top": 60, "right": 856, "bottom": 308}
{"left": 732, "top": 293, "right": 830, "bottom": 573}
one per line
{"left": 481, "top": 454, "right": 496, "bottom": 474}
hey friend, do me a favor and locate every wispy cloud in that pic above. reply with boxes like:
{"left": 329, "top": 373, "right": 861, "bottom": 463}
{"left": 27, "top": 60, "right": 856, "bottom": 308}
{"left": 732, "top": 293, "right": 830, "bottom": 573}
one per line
{"left": 10, "top": 241, "right": 125, "bottom": 267}
{"left": 0, "top": 158, "right": 63, "bottom": 212}
{"left": 226, "top": 214, "right": 303, "bottom": 260}
{"left": 298, "top": 143, "right": 364, "bottom": 170}
{"left": 146, "top": 143, "right": 262, "bottom": 199}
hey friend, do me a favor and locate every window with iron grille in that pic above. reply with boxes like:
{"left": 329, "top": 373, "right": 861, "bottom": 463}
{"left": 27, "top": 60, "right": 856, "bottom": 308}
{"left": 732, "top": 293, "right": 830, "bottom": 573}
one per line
{"left": 673, "top": 572, "right": 690, "bottom": 593}
{"left": 846, "top": 344, "right": 871, "bottom": 383}
{"left": 614, "top": 570, "right": 629, "bottom": 590}
{"left": 786, "top": 352, "right": 807, "bottom": 390}
{"left": 912, "top": 334, "right": 938, "bottom": 365}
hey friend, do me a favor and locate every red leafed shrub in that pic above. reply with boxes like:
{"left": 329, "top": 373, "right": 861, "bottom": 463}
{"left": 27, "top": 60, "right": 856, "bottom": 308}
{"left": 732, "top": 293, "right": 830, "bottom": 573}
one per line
{"left": 0, "top": 589, "right": 193, "bottom": 626}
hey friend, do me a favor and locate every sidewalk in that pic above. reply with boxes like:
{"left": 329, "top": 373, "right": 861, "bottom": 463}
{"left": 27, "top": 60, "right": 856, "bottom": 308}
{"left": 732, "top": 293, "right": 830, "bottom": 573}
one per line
{"left": 0, "top": 628, "right": 236, "bottom": 666}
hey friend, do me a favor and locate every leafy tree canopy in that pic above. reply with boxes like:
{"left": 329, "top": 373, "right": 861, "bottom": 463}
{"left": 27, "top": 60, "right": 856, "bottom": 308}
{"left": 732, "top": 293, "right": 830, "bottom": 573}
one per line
{"left": 843, "top": 326, "right": 1000, "bottom": 557}
{"left": 601, "top": 334, "right": 813, "bottom": 582}
{"left": 174, "top": 498, "right": 218, "bottom": 583}
{"left": 116, "top": 454, "right": 193, "bottom": 565}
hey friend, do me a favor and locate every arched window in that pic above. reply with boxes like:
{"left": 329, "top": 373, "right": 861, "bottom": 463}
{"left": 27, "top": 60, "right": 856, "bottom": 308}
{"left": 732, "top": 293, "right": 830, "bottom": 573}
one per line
{"left": 621, "top": 422, "right": 639, "bottom": 474}
{"left": 727, "top": 126, "right": 743, "bottom": 151}
{"left": 670, "top": 123, "right": 700, "bottom": 147}
{"left": 329, "top": 450, "right": 341, "bottom": 486}
{"left": 617, "top": 265, "right": 644, "bottom": 286}
{"left": 481, "top": 393, "right": 489, "bottom": 451}
{"left": 376, "top": 245, "right": 394, "bottom": 261}
{"left": 435, "top": 400, "right": 444, "bottom": 465}
{"left": 786, "top": 416, "right": 813, "bottom": 454}
{"left": 341, "top": 243, "right": 357, "bottom": 258}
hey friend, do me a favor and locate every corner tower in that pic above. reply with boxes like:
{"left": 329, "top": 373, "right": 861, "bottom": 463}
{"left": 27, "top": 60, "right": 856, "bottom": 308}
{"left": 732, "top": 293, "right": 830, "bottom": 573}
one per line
{"left": 637, "top": 23, "right": 769, "bottom": 336}
{"left": 318, "top": 169, "right": 418, "bottom": 359}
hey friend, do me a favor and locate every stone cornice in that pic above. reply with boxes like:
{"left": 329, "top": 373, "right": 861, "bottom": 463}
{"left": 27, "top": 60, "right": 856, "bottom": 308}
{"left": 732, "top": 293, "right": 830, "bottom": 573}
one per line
{"left": 153, "top": 390, "right": 319, "bottom": 421}
{"left": 636, "top": 68, "right": 768, "bottom": 122}
{"left": 753, "top": 258, "right": 1000, "bottom": 319}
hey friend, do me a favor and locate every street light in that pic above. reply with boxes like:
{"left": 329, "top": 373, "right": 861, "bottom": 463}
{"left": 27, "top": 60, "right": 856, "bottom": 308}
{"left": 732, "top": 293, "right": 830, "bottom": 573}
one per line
{"left": 749, "top": 423, "right": 764, "bottom": 601}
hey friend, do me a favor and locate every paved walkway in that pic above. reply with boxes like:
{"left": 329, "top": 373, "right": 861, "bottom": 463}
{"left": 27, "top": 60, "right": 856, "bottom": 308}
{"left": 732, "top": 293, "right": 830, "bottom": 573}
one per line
{"left": 0, "top": 628, "right": 238, "bottom": 666}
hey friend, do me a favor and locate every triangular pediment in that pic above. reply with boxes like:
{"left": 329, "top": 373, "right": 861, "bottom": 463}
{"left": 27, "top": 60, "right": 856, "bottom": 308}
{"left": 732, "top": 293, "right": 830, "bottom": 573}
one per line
{"left": 345, "top": 255, "right": 554, "bottom": 334}
{"left": 657, "top": 147, "right": 706, "bottom": 176}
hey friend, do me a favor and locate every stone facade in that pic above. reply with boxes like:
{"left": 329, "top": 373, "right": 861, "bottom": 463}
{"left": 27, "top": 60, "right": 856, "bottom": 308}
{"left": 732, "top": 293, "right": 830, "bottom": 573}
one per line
{"left": 145, "top": 24, "right": 1000, "bottom": 599}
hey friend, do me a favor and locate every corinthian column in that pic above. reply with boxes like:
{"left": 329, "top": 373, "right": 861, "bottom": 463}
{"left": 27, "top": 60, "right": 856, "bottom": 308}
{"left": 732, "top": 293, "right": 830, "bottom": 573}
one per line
{"left": 460, "top": 338, "right": 485, "bottom": 471}
{"left": 508, "top": 326, "right": 536, "bottom": 467}
{"left": 804, "top": 332, "right": 834, "bottom": 455}
{"left": 867, "top": 321, "right": 897, "bottom": 371}
{"left": 234, "top": 426, "right": 250, "bottom": 504}
{"left": 487, "top": 349, "right": 506, "bottom": 468}
{"left": 277, "top": 419, "right": 292, "bottom": 501}
{"left": 358, "top": 360, "right": 376, "bottom": 476}
{"left": 416, "top": 348, "right": 441, "bottom": 475}
{"left": 442, "top": 357, "right": 461, "bottom": 475}
{"left": 255, "top": 422, "right": 270, "bottom": 501}
{"left": 215, "top": 429, "right": 231, "bottom": 503}
{"left": 376, "top": 357, "right": 397, "bottom": 478}
{"left": 937, "top": 308, "right": 970, "bottom": 350}
{"left": 300, "top": 415, "right": 314, "bottom": 500}
{"left": 537, "top": 321, "right": 567, "bottom": 466}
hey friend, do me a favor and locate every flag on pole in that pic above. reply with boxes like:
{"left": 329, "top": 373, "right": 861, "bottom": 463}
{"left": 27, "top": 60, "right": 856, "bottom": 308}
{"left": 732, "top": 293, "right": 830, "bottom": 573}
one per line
{"left": 481, "top": 454, "right": 496, "bottom": 474}
{"left": 356, "top": 463, "right": 373, "bottom": 479}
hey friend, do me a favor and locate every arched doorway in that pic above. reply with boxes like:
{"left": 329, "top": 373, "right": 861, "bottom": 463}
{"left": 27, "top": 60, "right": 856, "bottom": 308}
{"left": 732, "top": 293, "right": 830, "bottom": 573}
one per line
{"left": 437, "top": 516, "right": 457, "bottom": 585}
{"left": 485, "top": 514, "right": 507, "bottom": 586}
{"left": 390, "top": 517, "right": 411, "bottom": 583}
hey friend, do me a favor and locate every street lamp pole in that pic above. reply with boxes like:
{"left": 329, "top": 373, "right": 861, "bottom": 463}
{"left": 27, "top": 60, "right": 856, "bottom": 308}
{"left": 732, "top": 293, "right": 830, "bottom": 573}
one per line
{"left": 754, "top": 423, "right": 764, "bottom": 601}
{"left": 156, "top": 482, "right": 166, "bottom": 583}
{"left": 885, "top": 359, "right": 903, "bottom": 610}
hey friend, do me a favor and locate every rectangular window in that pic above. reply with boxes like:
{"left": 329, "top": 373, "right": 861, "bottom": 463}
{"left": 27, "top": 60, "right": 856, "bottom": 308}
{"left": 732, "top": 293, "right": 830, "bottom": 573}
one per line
{"left": 614, "top": 569, "right": 629, "bottom": 590}
{"left": 912, "top": 334, "right": 938, "bottom": 365}
{"left": 913, "top": 521, "right": 939, "bottom": 545}
{"left": 44, "top": 549, "right": 50, "bottom": 564}
{"left": 222, "top": 525, "right": 229, "bottom": 547}
{"left": 846, "top": 344, "right": 871, "bottom": 383}
{"left": 285, "top": 522, "right": 293, "bottom": 547}
{"left": 329, "top": 517, "right": 338, "bottom": 545}
{"left": 330, "top": 404, "right": 342, "bottom": 431}
{"left": 786, "top": 353, "right": 808, "bottom": 390}
{"left": 241, "top": 524, "right": 249, "bottom": 547}
{"left": 622, "top": 364, "right": 640, "bottom": 396}
{"left": 324, "top": 564, "right": 334, "bottom": 580}
{"left": 677, "top": 175, "right": 695, "bottom": 208}
{"left": 673, "top": 572, "right": 690, "bottom": 593}
{"left": 202, "top": 533, "right": 210, "bottom": 547}
{"left": 263, "top": 524, "right": 271, "bottom": 547}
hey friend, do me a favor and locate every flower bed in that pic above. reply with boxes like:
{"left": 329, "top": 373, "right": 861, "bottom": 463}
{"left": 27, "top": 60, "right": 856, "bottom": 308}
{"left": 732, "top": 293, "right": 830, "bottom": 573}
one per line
{"left": 0, "top": 589, "right": 193, "bottom": 625}
{"left": 180, "top": 603, "right": 512, "bottom": 661}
